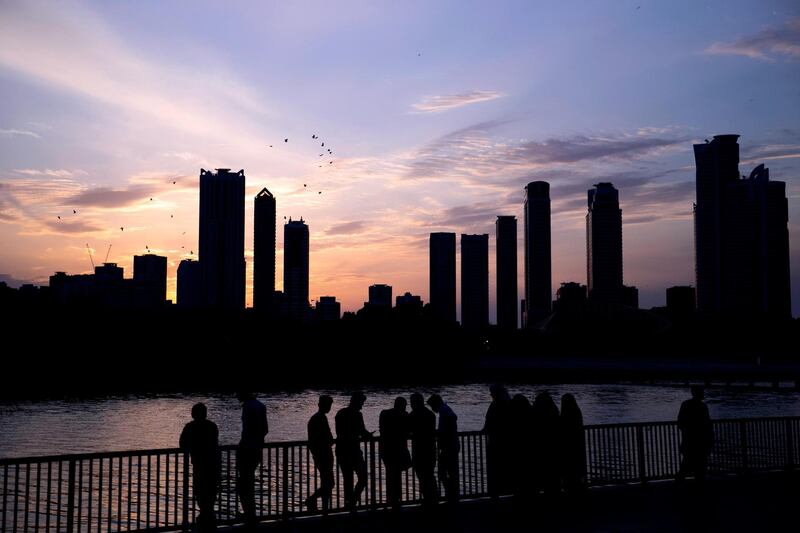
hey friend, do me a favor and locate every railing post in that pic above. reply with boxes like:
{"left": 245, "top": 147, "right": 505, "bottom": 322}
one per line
{"left": 281, "top": 446, "right": 289, "bottom": 519}
{"left": 636, "top": 426, "right": 647, "bottom": 484}
{"left": 181, "top": 453, "right": 190, "bottom": 532}
{"left": 369, "top": 439, "right": 377, "bottom": 510}
{"left": 739, "top": 420, "right": 749, "bottom": 473}
{"left": 65, "top": 459, "right": 76, "bottom": 533}
{"left": 786, "top": 418, "right": 795, "bottom": 470}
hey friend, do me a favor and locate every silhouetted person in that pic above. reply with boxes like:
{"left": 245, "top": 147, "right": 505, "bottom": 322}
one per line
{"left": 428, "top": 394, "right": 459, "bottom": 504}
{"left": 532, "top": 391, "right": 560, "bottom": 496}
{"left": 305, "top": 395, "right": 334, "bottom": 514}
{"left": 484, "top": 384, "right": 513, "bottom": 498}
{"left": 179, "top": 403, "right": 220, "bottom": 533}
{"left": 236, "top": 392, "right": 268, "bottom": 528}
{"left": 559, "top": 393, "right": 587, "bottom": 494}
{"left": 677, "top": 386, "right": 713, "bottom": 482}
{"left": 508, "top": 393, "right": 534, "bottom": 498}
{"left": 379, "top": 397, "right": 411, "bottom": 510}
{"left": 335, "top": 392, "right": 372, "bottom": 511}
{"left": 408, "top": 392, "right": 438, "bottom": 507}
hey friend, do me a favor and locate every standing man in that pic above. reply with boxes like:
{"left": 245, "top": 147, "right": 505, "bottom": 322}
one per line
{"left": 379, "top": 397, "right": 411, "bottom": 511}
{"left": 677, "top": 385, "right": 713, "bottom": 483}
{"left": 427, "top": 394, "right": 460, "bottom": 505}
{"left": 408, "top": 393, "right": 437, "bottom": 507}
{"left": 335, "top": 392, "right": 372, "bottom": 511}
{"left": 236, "top": 392, "right": 268, "bottom": 528}
{"left": 179, "top": 403, "right": 220, "bottom": 533}
{"left": 305, "top": 395, "right": 335, "bottom": 514}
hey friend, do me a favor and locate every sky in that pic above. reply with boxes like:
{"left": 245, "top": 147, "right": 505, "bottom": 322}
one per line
{"left": 1, "top": 0, "right": 799, "bottom": 319}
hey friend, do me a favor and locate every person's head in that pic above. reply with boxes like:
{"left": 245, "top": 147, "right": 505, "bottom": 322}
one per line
{"left": 427, "top": 394, "right": 443, "bottom": 413}
{"left": 237, "top": 392, "right": 254, "bottom": 404}
{"left": 410, "top": 392, "right": 425, "bottom": 411}
{"left": 350, "top": 391, "right": 367, "bottom": 409}
{"left": 691, "top": 385, "right": 704, "bottom": 400}
{"left": 561, "top": 393, "right": 577, "bottom": 410}
{"left": 490, "top": 383, "right": 509, "bottom": 402}
{"left": 191, "top": 402, "right": 207, "bottom": 421}
{"left": 318, "top": 394, "right": 333, "bottom": 414}
{"left": 394, "top": 396, "right": 407, "bottom": 411}
{"left": 511, "top": 393, "right": 531, "bottom": 409}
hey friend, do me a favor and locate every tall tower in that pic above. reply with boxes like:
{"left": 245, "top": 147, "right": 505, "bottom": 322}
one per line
{"left": 461, "top": 233, "right": 489, "bottom": 329}
{"left": 284, "top": 218, "right": 310, "bottom": 320}
{"left": 587, "top": 182, "right": 623, "bottom": 305}
{"left": 199, "top": 168, "right": 245, "bottom": 310}
{"left": 133, "top": 253, "right": 167, "bottom": 305}
{"left": 495, "top": 216, "right": 518, "bottom": 329}
{"left": 694, "top": 135, "right": 791, "bottom": 316}
{"left": 429, "top": 232, "right": 456, "bottom": 322}
{"left": 524, "top": 181, "right": 551, "bottom": 326}
{"left": 253, "top": 188, "right": 276, "bottom": 312}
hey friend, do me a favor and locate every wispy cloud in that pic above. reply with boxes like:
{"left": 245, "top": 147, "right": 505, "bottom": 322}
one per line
{"left": 14, "top": 169, "right": 86, "bottom": 178}
{"left": 325, "top": 220, "right": 368, "bottom": 236}
{"left": 0, "top": 128, "right": 40, "bottom": 139}
{"left": 705, "top": 17, "right": 800, "bottom": 61}
{"left": 411, "top": 90, "right": 504, "bottom": 113}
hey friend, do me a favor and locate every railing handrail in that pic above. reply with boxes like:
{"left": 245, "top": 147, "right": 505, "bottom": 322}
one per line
{"left": 1, "top": 415, "right": 797, "bottom": 465}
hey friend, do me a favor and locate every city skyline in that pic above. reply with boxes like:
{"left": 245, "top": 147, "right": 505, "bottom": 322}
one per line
{"left": 1, "top": 2, "right": 799, "bottom": 318}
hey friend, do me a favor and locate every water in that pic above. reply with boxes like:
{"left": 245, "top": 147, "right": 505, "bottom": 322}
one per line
{"left": 1, "top": 383, "right": 798, "bottom": 458}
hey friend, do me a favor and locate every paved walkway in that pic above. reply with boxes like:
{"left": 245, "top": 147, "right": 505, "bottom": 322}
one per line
{"left": 222, "top": 471, "right": 796, "bottom": 532}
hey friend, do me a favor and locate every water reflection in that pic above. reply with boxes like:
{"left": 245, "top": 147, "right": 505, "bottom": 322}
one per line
{"left": 1, "top": 383, "right": 798, "bottom": 458}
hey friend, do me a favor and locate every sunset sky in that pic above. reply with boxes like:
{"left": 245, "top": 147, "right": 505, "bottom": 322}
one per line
{"left": 1, "top": 1, "right": 799, "bottom": 318}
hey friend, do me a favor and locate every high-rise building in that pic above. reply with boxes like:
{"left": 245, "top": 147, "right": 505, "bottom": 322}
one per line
{"left": 199, "top": 168, "right": 245, "bottom": 310}
{"left": 666, "top": 285, "right": 696, "bottom": 316}
{"left": 284, "top": 218, "right": 310, "bottom": 320}
{"left": 429, "top": 232, "right": 456, "bottom": 322}
{"left": 554, "top": 281, "right": 587, "bottom": 312}
{"left": 315, "top": 296, "right": 341, "bottom": 321}
{"left": 133, "top": 254, "right": 167, "bottom": 305}
{"left": 177, "top": 259, "right": 201, "bottom": 309}
{"left": 461, "top": 233, "right": 489, "bottom": 329}
{"left": 253, "top": 188, "right": 276, "bottom": 312}
{"left": 524, "top": 181, "right": 551, "bottom": 326}
{"left": 587, "top": 183, "right": 623, "bottom": 305}
{"left": 496, "top": 216, "right": 518, "bottom": 329}
{"left": 368, "top": 284, "right": 393, "bottom": 309}
{"left": 694, "top": 135, "right": 791, "bottom": 317}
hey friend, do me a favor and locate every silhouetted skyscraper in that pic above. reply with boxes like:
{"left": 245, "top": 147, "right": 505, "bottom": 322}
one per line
{"left": 253, "top": 188, "right": 276, "bottom": 312}
{"left": 368, "top": 284, "right": 393, "bottom": 309}
{"left": 524, "top": 181, "right": 551, "bottom": 327}
{"left": 133, "top": 254, "right": 167, "bottom": 304}
{"left": 199, "top": 168, "right": 245, "bottom": 310}
{"left": 694, "top": 135, "right": 791, "bottom": 317}
{"left": 315, "top": 296, "right": 341, "bottom": 321}
{"left": 429, "top": 232, "right": 456, "bottom": 323}
{"left": 284, "top": 218, "right": 310, "bottom": 320}
{"left": 461, "top": 234, "right": 489, "bottom": 329}
{"left": 554, "top": 282, "right": 587, "bottom": 313}
{"left": 177, "top": 259, "right": 201, "bottom": 309}
{"left": 587, "top": 183, "right": 623, "bottom": 305}
{"left": 495, "top": 216, "right": 518, "bottom": 329}
{"left": 666, "top": 285, "right": 696, "bottom": 316}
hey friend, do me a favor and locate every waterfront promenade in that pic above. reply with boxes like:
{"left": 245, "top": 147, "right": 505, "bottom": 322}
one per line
{"left": 235, "top": 471, "right": 797, "bottom": 532}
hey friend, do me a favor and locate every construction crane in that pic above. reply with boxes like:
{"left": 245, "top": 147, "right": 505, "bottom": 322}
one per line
{"left": 85, "top": 244, "right": 95, "bottom": 269}
{"left": 104, "top": 244, "right": 112, "bottom": 263}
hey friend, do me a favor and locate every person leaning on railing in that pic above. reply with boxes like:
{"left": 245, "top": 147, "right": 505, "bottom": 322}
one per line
{"left": 427, "top": 394, "right": 460, "bottom": 505}
{"left": 304, "top": 395, "right": 335, "bottom": 514}
{"left": 179, "top": 403, "right": 220, "bottom": 533}
{"left": 236, "top": 392, "right": 268, "bottom": 528}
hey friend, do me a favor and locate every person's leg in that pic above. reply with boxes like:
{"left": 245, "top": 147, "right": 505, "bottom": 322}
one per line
{"left": 339, "top": 462, "right": 355, "bottom": 508}
{"left": 353, "top": 454, "right": 368, "bottom": 505}
{"left": 385, "top": 464, "right": 400, "bottom": 508}
{"left": 446, "top": 452, "right": 460, "bottom": 503}
{"left": 320, "top": 462, "right": 335, "bottom": 513}
{"left": 236, "top": 448, "right": 259, "bottom": 525}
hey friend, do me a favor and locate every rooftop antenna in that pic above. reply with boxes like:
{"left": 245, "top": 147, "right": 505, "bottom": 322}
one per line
{"left": 85, "top": 244, "right": 95, "bottom": 269}
{"left": 104, "top": 244, "right": 112, "bottom": 263}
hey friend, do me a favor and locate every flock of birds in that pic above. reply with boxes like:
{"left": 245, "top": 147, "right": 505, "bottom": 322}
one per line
{"left": 56, "top": 131, "right": 338, "bottom": 264}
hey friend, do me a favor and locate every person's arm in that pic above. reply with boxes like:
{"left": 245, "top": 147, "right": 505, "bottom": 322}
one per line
{"left": 179, "top": 425, "right": 188, "bottom": 450}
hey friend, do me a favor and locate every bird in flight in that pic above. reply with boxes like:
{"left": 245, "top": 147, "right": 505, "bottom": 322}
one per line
{"left": 57, "top": 216, "right": 61, "bottom": 220}
{"left": 120, "top": 227, "right": 124, "bottom": 231}
{"left": 73, "top": 209, "right": 77, "bottom": 214}
{"left": 284, "top": 138, "right": 288, "bottom": 142}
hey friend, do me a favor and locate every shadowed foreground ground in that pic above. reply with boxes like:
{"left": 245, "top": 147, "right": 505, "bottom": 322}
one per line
{"left": 220, "top": 471, "right": 796, "bottom": 532}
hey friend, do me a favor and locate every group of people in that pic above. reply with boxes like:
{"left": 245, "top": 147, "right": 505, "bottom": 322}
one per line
{"left": 178, "top": 386, "right": 714, "bottom": 530}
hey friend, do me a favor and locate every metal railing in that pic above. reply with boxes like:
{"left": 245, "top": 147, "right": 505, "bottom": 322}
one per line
{"left": 1, "top": 416, "right": 797, "bottom": 533}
